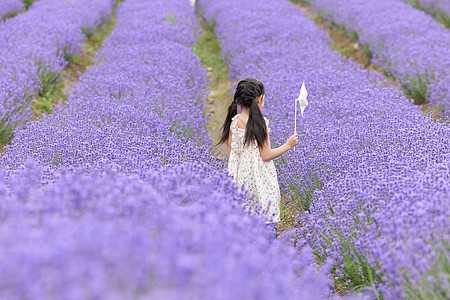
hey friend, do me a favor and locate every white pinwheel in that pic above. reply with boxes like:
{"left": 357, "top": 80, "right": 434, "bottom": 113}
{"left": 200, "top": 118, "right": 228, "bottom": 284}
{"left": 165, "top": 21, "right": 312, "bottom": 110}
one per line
{"left": 294, "top": 81, "right": 308, "bottom": 150}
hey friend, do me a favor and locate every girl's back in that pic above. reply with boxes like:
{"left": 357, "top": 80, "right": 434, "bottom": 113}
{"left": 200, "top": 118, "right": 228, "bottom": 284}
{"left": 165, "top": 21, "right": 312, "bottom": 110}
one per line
{"left": 215, "top": 78, "right": 298, "bottom": 229}
{"left": 228, "top": 113, "right": 281, "bottom": 224}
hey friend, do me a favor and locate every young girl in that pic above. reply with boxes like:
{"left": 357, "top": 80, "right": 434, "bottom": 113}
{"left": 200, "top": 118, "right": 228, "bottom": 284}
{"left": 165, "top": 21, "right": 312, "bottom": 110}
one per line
{"left": 215, "top": 78, "right": 298, "bottom": 238}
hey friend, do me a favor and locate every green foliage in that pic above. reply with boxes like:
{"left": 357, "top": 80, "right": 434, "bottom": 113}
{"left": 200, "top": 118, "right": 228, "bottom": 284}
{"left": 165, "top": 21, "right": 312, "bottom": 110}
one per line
{"left": 192, "top": 9, "right": 229, "bottom": 80}
{"left": 401, "top": 240, "right": 450, "bottom": 299}
{"left": 22, "top": 0, "right": 36, "bottom": 9}
{"left": 360, "top": 44, "right": 373, "bottom": 62}
{"left": 81, "top": 27, "right": 95, "bottom": 38}
{"left": 1, "top": 0, "right": 36, "bottom": 21}
{"left": 339, "top": 25, "right": 373, "bottom": 63}
{"left": 0, "top": 0, "right": 120, "bottom": 151}
{"left": 169, "top": 122, "right": 196, "bottom": 143}
{"left": 287, "top": 175, "right": 323, "bottom": 213}
{"left": 36, "top": 97, "right": 54, "bottom": 114}
{"left": 166, "top": 12, "right": 176, "bottom": 25}
{"left": 186, "top": 74, "right": 195, "bottom": 88}
{"left": 0, "top": 119, "right": 14, "bottom": 147}
{"left": 155, "top": 102, "right": 165, "bottom": 118}
{"left": 317, "top": 202, "right": 384, "bottom": 298}
{"left": 333, "top": 44, "right": 351, "bottom": 56}
{"left": 409, "top": 0, "right": 431, "bottom": 16}
{"left": 31, "top": 4, "right": 119, "bottom": 118}
{"left": 112, "top": 92, "right": 122, "bottom": 100}
{"left": 316, "top": 9, "right": 376, "bottom": 66}
{"left": 335, "top": 23, "right": 373, "bottom": 63}
{"left": 438, "top": 11, "right": 450, "bottom": 28}
{"left": 52, "top": 154, "right": 64, "bottom": 166}
{"left": 401, "top": 71, "right": 434, "bottom": 105}
{"left": 36, "top": 64, "right": 62, "bottom": 98}
{"left": 2, "top": 12, "right": 19, "bottom": 21}
{"left": 34, "top": 62, "right": 66, "bottom": 114}
{"left": 202, "top": 10, "right": 216, "bottom": 34}
{"left": 347, "top": 29, "right": 359, "bottom": 41}
{"left": 408, "top": 0, "right": 425, "bottom": 10}
{"left": 79, "top": 9, "right": 118, "bottom": 53}
{"left": 182, "top": 126, "right": 195, "bottom": 141}
{"left": 407, "top": 0, "right": 450, "bottom": 28}
{"left": 62, "top": 46, "right": 75, "bottom": 66}
{"left": 317, "top": 8, "right": 331, "bottom": 20}
{"left": 289, "top": 0, "right": 312, "bottom": 5}
{"left": 328, "top": 236, "right": 383, "bottom": 298}
{"left": 195, "top": 97, "right": 203, "bottom": 106}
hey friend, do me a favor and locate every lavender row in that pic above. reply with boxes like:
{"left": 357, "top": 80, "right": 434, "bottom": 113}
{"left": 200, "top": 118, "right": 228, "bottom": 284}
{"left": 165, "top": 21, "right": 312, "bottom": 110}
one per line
{"left": 0, "top": 0, "right": 341, "bottom": 298}
{"left": 1, "top": 0, "right": 217, "bottom": 174}
{"left": 0, "top": 159, "right": 341, "bottom": 299}
{"left": 0, "top": 0, "right": 23, "bottom": 19}
{"left": 405, "top": 0, "right": 450, "bottom": 25}
{"left": 198, "top": 0, "right": 450, "bottom": 298}
{"left": 308, "top": 0, "right": 450, "bottom": 115}
{"left": 0, "top": 0, "right": 115, "bottom": 136}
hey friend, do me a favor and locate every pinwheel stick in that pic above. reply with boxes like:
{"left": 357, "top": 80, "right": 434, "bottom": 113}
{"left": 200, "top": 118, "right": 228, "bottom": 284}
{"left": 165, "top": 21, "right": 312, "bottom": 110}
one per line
{"left": 294, "top": 98, "right": 297, "bottom": 151}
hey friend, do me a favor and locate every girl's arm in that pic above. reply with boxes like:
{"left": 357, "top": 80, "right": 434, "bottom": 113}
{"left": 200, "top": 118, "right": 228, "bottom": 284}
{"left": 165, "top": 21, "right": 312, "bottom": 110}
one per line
{"left": 259, "top": 120, "right": 292, "bottom": 162}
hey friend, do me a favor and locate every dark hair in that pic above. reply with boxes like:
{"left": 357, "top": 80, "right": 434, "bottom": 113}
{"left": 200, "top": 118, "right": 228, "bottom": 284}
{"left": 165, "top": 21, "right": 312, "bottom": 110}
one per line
{"left": 215, "top": 78, "right": 267, "bottom": 149}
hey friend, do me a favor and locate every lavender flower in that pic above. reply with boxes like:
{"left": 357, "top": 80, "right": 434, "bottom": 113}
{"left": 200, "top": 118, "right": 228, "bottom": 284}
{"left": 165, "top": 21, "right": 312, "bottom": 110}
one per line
{"left": 309, "top": 0, "right": 450, "bottom": 114}
{"left": 0, "top": 1, "right": 343, "bottom": 297}
{"left": 404, "top": 0, "right": 450, "bottom": 21}
{"left": 0, "top": 160, "right": 338, "bottom": 299}
{"left": 0, "top": 0, "right": 115, "bottom": 134}
{"left": 0, "top": 0, "right": 23, "bottom": 20}
{"left": 198, "top": 0, "right": 450, "bottom": 297}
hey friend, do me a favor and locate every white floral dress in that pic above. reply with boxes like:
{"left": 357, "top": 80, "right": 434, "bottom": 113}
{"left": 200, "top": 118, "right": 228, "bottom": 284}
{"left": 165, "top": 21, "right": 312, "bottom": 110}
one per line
{"left": 228, "top": 114, "right": 281, "bottom": 224}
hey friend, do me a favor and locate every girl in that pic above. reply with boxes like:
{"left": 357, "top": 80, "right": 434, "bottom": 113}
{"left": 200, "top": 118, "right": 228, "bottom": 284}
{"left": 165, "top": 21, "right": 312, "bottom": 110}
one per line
{"left": 215, "top": 78, "right": 298, "bottom": 238}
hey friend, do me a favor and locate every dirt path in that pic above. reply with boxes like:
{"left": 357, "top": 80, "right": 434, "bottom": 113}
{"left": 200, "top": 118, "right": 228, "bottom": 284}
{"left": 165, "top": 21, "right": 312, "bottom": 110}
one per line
{"left": 193, "top": 11, "right": 237, "bottom": 161}
{"left": 31, "top": 7, "right": 118, "bottom": 119}
{"left": 60, "top": 15, "right": 117, "bottom": 96}
{"left": 0, "top": 4, "right": 118, "bottom": 153}
{"left": 204, "top": 75, "right": 236, "bottom": 160}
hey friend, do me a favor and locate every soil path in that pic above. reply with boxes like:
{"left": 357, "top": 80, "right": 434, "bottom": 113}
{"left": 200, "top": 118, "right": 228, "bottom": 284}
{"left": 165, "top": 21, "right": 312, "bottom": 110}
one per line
{"left": 193, "top": 12, "right": 237, "bottom": 161}
{"left": 0, "top": 4, "right": 118, "bottom": 153}
{"left": 204, "top": 76, "right": 237, "bottom": 160}
{"left": 31, "top": 7, "right": 118, "bottom": 119}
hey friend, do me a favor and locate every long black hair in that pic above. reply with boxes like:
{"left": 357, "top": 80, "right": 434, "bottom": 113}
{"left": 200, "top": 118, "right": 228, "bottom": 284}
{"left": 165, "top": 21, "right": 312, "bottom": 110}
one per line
{"left": 215, "top": 78, "right": 267, "bottom": 149}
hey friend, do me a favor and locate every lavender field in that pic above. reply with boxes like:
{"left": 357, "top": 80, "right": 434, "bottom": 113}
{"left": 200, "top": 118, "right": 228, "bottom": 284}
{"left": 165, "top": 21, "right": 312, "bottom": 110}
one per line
{"left": 0, "top": 0, "right": 448, "bottom": 299}
{"left": 303, "top": 0, "right": 450, "bottom": 115}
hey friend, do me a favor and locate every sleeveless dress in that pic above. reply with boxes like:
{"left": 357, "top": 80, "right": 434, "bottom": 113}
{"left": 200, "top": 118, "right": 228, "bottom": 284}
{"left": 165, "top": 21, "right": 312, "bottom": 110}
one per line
{"left": 228, "top": 114, "right": 281, "bottom": 224}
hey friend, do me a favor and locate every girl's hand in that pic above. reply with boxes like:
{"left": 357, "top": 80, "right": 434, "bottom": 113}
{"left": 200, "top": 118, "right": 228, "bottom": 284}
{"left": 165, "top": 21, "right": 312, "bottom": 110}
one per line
{"left": 286, "top": 133, "right": 298, "bottom": 149}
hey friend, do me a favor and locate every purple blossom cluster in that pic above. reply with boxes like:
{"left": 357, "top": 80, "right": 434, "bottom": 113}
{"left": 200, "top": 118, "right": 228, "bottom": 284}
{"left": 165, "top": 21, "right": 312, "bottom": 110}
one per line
{"left": 405, "top": 0, "right": 450, "bottom": 18}
{"left": 0, "top": 0, "right": 342, "bottom": 298}
{"left": 309, "top": 0, "right": 450, "bottom": 115}
{"left": 0, "top": 159, "right": 340, "bottom": 299}
{"left": 0, "top": 0, "right": 115, "bottom": 132}
{"left": 198, "top": 0, "right": 450, "bottom": 298}
{"left": 0, "top": 0, "right": 23, "bottom": 19}
{"left": 1, "top": 0, "right": 217, "bottom": 175}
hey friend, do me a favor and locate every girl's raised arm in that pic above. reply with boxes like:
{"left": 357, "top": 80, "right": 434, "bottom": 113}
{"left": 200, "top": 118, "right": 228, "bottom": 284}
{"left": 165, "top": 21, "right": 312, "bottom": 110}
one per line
{"left": 259, "top": 120, "right": 298, "bottom": 162}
